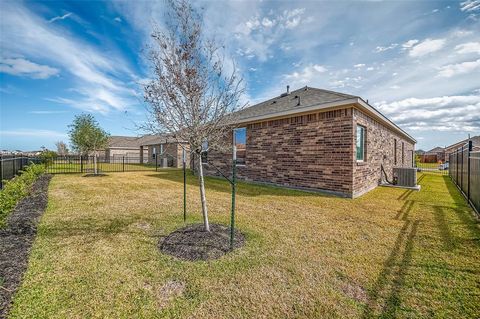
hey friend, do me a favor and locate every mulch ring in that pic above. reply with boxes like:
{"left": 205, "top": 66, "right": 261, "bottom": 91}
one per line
{"left": 159, "top": 223, "right": 245, "bottom": 261}
{"left": 0, "top": 174, "right": 52, "bottom": 318}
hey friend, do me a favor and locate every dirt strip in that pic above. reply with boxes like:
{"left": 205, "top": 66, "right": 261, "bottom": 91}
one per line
{"left": 0, "top": 174, "right": 52, "bottom": 318}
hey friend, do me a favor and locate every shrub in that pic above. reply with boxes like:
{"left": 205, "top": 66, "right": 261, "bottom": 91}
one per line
{"left": 39, "top": 150, "right": 57, "bottom": 166}
{"left": 0, "top": 163, "right": 45, "bottom": 228}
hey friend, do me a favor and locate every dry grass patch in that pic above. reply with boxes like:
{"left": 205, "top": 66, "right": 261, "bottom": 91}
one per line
{"left": 7, "top": 170, "right": 480, "bottom": 318}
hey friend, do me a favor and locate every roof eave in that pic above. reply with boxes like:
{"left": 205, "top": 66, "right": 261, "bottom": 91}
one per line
{"left": 235, "top": 97, "right": 416, "bottom": 144}
{"left": 355, "top": 98, "right": 416, "bottom": 144}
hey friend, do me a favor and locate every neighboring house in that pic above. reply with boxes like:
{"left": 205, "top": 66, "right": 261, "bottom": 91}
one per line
{"left": 415, "top": 149, "right": 425, "bottom": 155}
{"left": 445, "top": 136, "right": 480, "bottom": 161}
{"left": 422, "top": 146, "right": 445, "bottom": 163}
{"left": 103, "top": 136, "right": 149, "bottom": 162}
{"left": 140, "top": 136, "right": 190, "bottom": 169}
{"left": 200, "top": 86, "right": 416, "bottom": 198}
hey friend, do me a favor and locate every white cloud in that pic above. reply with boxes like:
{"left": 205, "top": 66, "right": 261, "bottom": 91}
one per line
{"left": 455, "top": 42, "right": 480, "bottom": 54}
{"left": 376, "top": 95, "right": 480, "bottom": 132}
{"left": 284, "top": 8, "right": 306, "bottom": 29}
{"left": 114, "top": 17, "right": 122, "bottom": 23}
{"left": 1, "top": 2, "right": 136, "bottom": 113}
{"left": 284, "top": 64, "right": 327, "bottom": 85}
{"left": 0, "top": 57, "right": 59, "bottom": 79}
{"left": 354, "top": 64, "right": 365, "bottom": 68}
{"left": 408, "top": 38, "right": 446, "bottom": 57}
{"left": 460, "top": 0, "right": 480, "bottom": 12}
{"left": 48, "top": 12, "right": 72, "bottom": 23}
{"left": 374, "top": 43, "right": 398, "bottom": 52}
{"left": 438, "top": 59, "right": 480, "bottom": 77}
{"left": 261, "top": 17, "right": 275, "bottom": 27}
{"left": 402, "top": 39, "right": 419, "bottom": 49}
{"left": 0, "top": 129, "right": 67, "bottom": 138}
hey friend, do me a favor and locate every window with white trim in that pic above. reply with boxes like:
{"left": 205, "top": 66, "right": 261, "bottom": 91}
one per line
{"left": 356, "top": 125, "right": 366, "bottom": 161}
{"left": 234, "top": 127, "right": 247, "bottom": 165}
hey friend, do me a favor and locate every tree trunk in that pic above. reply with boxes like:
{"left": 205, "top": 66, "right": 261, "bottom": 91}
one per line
{"left": 197, "top": 155, "right": 210, "bottom": 232}
{"left": 94, "top": 153, "right": 98, "bottom": 175}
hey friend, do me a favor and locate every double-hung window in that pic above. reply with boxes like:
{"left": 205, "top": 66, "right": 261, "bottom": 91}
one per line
{"left": 356, "top": 125, "right": 366, "bottom": 162}
{"left": 234, "top": 127, "right": 247, "bottom": 165}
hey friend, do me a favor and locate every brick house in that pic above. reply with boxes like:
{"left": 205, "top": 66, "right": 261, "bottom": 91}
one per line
{"left": 421, "top": 146, "right": 445, "bottom": 163}
{"left": 445, "top": 136, "right": 480, "bottom": 161}
{"left": 140, "top": 136, "right": 190, "bottom": 168}
{"left": 103, "top": 136, "right": 149, "bottom": 161}
{"left": 200, "top": 86, "right": 416, "bottom": 198}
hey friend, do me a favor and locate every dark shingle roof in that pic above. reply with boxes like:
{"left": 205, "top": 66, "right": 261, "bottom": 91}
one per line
{"left": 108, "top": 136, "right": 144, "bottom": 148}
{"left": 445, "top": 135, "right": 480, "bottom": 150}
{"left": 235, "top": 86, "right": 358, "bottom": 121}
{"left": 108, "top": 135, "right": 178, "bottom": 148}
{"left": 426, "top": 146, "right": 445, "bottom": 153}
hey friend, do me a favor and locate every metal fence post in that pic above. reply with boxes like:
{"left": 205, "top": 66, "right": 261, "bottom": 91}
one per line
{"left": 230, "top": 148, "right": 237, "bottom": 251}
{"left": 12, "top": 155, "right": 16, "bottom": 177}
{"left": 0, "top": 158, "right": 3, "bottom": 189}
{"left": 467, "top": 140, "right": 472, "bottom": 202}
{"left": 155, "top": 155, "right": 158, "bottom": 172}
{"left": 460, "top": 145, "right": 464, "bottom": 191}
{"left": 80, "top": 156, "right": 83, "bottom": 173}
{"left": 183, "top": 150, "right": 187, "bottom": 222}
{"left": 122, "top": 156, "right": 125, "bottom": 172}
{"left": 456, "top": 150, "right": 459, "bottom": 184}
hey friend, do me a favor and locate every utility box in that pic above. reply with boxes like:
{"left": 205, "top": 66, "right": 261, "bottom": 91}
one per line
{"left": 393, "top": 167, "right": 417, "bottom": 187}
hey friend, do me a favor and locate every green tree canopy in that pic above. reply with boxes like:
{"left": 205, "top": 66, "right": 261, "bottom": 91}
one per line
{"left": 68, "top": 114, "right": 109, "bottom": 156}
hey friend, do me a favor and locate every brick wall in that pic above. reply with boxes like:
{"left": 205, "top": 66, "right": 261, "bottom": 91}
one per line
{"left": 352, "top": 108, "right": 414, "bottom": 197}
{"left": 203, "top": 107, "right": 355, "bottom": 196}
{"left": 147, "top": 143, "right": 183, "bottom": 167}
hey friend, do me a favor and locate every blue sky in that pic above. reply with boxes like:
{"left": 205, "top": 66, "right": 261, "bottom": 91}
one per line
{"left": 1, "top": 0, "right": 479, "bottom": 152}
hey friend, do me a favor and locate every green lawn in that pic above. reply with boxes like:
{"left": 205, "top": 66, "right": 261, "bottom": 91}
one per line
{"left": 8, "top": 170, "right": 480, "bottom": 318}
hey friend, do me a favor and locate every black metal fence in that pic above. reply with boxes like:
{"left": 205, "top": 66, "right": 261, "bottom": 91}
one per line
{"left": 449, "top": 141, "right": 480, "bottom": 215}
{"left": 42, "top": 155, "right": 172, "bottom": 174}
{"left": 415, "top": 161, "right": 449, "bottom": 175}
{"left": 0, "top": 156, "right": 40, "bottom": 188}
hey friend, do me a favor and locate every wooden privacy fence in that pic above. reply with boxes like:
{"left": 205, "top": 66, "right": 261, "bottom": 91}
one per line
{"left": 449, "top": 141, "right": 480, "bottom": 214}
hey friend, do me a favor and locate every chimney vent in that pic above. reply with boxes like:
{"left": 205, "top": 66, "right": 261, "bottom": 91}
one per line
{"left": 286, "top": 85, "right": 290, "bottom": 94}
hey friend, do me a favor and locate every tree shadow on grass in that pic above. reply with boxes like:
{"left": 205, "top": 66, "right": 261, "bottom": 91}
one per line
{"left": 440, "top": 175, "right": 480, "bottom": 245}
{"left": 362, "top": 220, "right": 419, "bottom": 318}
{"left": 144, "top": 171, "right": 336, "bottom": 198}
{"left": 37, "top": 215, "right": 165, "bottom": 247}
{"left": 395, "top": 200, "right": 415, "bottom": 220}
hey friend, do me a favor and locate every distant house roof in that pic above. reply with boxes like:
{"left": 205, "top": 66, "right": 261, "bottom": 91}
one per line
{"left": 445, "top": 135, "right": 480, "bottom": 152}
{"left": 108, "top": 136, "right": 145, "bottom": 149}
{"left": 139, "top": 135, "right": 182, "bottom": 146}
{"left": 108, "top": 135, "right": 182, "bottom": 149}
{"left": 234, "top": 86, "right": 416, "bottom": 143}
{"left": 426, "top": 146, "right": 445, "bottom": 154}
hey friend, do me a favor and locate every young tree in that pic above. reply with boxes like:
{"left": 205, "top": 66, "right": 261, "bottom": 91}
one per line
{"left": 143, "top": 0, "right": 245, "bottom": 232}
{"left": 55, "top": 141, "right": 69, "bottom": 156}
{"left": 68, "top": 114, "right": 109, "bottom": 175}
